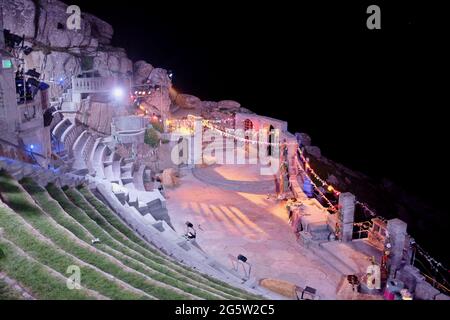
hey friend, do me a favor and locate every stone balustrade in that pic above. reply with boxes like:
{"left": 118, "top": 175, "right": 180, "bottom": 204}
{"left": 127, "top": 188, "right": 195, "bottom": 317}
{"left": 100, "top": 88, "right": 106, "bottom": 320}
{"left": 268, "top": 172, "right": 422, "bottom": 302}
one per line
{"left": 71, "top": 76, "right": 114, "bottom": 94}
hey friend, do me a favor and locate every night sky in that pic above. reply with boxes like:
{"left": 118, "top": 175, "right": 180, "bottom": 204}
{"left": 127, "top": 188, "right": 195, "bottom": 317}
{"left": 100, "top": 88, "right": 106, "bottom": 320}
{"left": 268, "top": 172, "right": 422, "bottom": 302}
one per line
{"left": 68, "top": 1, "right": 448, "bottom": 209}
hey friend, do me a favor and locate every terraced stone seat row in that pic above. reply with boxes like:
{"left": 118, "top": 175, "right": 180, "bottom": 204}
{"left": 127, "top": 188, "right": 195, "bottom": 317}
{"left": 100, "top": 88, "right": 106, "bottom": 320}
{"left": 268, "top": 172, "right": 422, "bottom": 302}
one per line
{"left": 82, "top": 136, "right": 96, "bottom": 162}
{"left": 51, "top": 119, "right": 172, "bottom": 247}
{"left": 131, "top": 165, "right": 147, "bottom": 191}
{"left": 0, "top": 158, "right": 85, "bottom": 187}
{"left": 72, "top": 131, "right": 92, "bottom": 170}
{"left": 85, "top": 142, "right": 158, "bottom": 219}
{"left": 53, "top": 117, "right": 148, "bottom": 194}
{"left": 53, "top": 118, "right": 107, "bottom": 176}
{"left": 92, "top": 182, "right": 259, "bottom": 290}
{"left": 91, "top": 142, "right": 108, "bottom": 178}
{"left": 0, "top": 170, "right": 263, "bottom": 300}
{"left": 62, "top": 124, "right": 85, "bottom": 157}
{"left": 52, "top": 118, "right": 72, "bottom": 142}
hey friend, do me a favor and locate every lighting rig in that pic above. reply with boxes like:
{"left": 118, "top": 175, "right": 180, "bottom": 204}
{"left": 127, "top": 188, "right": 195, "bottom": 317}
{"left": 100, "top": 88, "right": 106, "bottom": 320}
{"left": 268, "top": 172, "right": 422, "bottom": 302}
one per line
{"left": 3, "top": 29, "right": 33, "bottom": 57}
{"left": 16, "top": 68, "right": 49, "bottom": 104}
{"left": 130, "top": 84, "right": 162, "bottom": 108}
{"left": 3, "top": 30, "right": 50, "bottom": 105}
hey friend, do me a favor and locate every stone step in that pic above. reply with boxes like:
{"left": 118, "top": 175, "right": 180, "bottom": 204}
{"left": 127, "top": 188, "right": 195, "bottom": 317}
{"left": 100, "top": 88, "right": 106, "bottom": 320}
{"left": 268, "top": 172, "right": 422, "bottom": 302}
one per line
{"left": 103, "top": 164, "right": 114, "bottom": 181}
{"left": 147, "top": 199, "right": 163, "bottom": 211}
{"left": 112, "top": 159, "right": 123, "bottom": 183}
{"left": 132, "top": 165, "right": 146, "bottom": 191}
{"left": 123, "top": 158, "right": 134, "bottom": 165}
{"left": 121, "top": 174, "right": 134, "bottom": 185}
{"left": 143, "top": 213, "right": 157, "bottom": 224}
{"left": 136, "top": 201, "right": 150, "bottom": 215}
{"left": 124, "top": 182, "right": 136, "bottom": 190}
{"left": 308, "top": 222, "right": 332, "bottom": 241}
{"left": 309, "top": 243, "right": 358, "bottom": 276}
{"left": 121, "top": 162, "right": 134, "bottom": 173}
{"left": 149, "top": 207, "right": 170, "bottom": 223}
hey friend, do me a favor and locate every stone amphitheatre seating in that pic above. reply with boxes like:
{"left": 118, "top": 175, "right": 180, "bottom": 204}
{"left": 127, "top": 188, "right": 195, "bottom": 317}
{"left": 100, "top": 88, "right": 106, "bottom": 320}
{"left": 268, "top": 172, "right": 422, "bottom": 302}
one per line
{"left": 61, "top": 123, "right": 85, "bottom": 158}
{"left": 0, "top": 170, "right": 266, "bottom": 299}
{"left": 120, "top": 164, "right": 147, "bottom": 191}
{"left": 52, "top": 118, "right": 167, "bottom": 220}
{"left": 46, "top": 118, "right": 272, "bottom": 296}
{"left": 102, "top": 150, "right": 119, "bottom": 182}
{"left": 121, "top": 162, "right": 134, "bottom": 185}
{"left": 52, "top": 118, "right": 72, "bottom": 142}
{"left": 90, "top": 142, "right": 108, "bottom": 179}
{"left": 0, "top": 157, "right": 85, "bottom": 187}
{"left": 0, "top": 117, "right": 277, "bottom": 299}
{"left": 133, "top": 165, "right": 148, "bottom": 191}
{"left": 93, "top": 182, "right": 256, "bottom": 286}
{"left": 72, "top": 130, "right": 96, "bottom": 171}
{"left": 111, "top": 158, "right": 123, "bottom": 183}
{"left": 88, "top": 138, "right": 102, "bottom": 174}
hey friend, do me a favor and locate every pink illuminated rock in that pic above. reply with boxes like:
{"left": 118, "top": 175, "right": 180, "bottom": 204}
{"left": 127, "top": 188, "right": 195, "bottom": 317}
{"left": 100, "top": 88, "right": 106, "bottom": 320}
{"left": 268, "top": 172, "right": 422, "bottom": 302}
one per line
{"left": 217, "top": 100, "right": 241, "bottom": 110}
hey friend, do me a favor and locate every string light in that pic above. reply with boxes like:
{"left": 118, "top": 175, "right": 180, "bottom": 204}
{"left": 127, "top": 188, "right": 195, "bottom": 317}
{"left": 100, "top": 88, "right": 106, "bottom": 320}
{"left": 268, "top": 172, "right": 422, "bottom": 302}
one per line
{"left": 294, "top": 155, "right": 338, "bottom": 212}
{"left": 203, "top": 121, "right": 299, "bottom": 147}
{"left": 167, "top": 116, "right": 449, "bottom": 287}
{"left": 298, "top": 145, "right": 449, "bottom": 289}
{"left": 297, "top": 148, "right": 341, "bottom": 197}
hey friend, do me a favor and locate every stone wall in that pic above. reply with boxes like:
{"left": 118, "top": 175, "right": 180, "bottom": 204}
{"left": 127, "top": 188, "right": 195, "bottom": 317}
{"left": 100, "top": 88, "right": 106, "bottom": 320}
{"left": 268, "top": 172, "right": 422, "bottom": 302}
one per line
{"left": 3, "top": 0, "right": 133, "bottom": 103}
{"left": 235, "top": 113, "right": 288, "bottom": 133}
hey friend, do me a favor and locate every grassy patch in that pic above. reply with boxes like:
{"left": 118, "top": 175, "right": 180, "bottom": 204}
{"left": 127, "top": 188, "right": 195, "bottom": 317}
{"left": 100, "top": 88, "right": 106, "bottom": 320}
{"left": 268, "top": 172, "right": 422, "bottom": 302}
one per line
{"left": 0, "top": 278, "right": 23, "bottom": 300}
{"left": 64, "top": 187, "right": 227, "bottom": 299}
{"left": 0, "top": 238, "right": 94, "bottom": 300}
{"left": 0, "top": 172, "right": 148, "bottom": 300}
{"left": 0, "top": 210, "right": 99, "bottom": 300}
{"left": 40, "top": 183, "right": 223, "bottom": 299}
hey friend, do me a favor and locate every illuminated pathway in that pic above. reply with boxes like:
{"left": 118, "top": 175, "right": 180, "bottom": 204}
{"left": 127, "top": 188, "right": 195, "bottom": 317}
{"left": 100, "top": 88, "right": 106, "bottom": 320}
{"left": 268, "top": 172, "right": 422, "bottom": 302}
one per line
{"left": 166, "top": 164, "right": 343, "bottom": 299}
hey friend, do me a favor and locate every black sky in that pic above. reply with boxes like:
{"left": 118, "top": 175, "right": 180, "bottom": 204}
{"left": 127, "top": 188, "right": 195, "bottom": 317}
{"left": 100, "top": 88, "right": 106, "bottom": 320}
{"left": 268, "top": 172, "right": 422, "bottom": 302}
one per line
{"left": 67, "top": 0, "right": 448, "bottom": 208}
